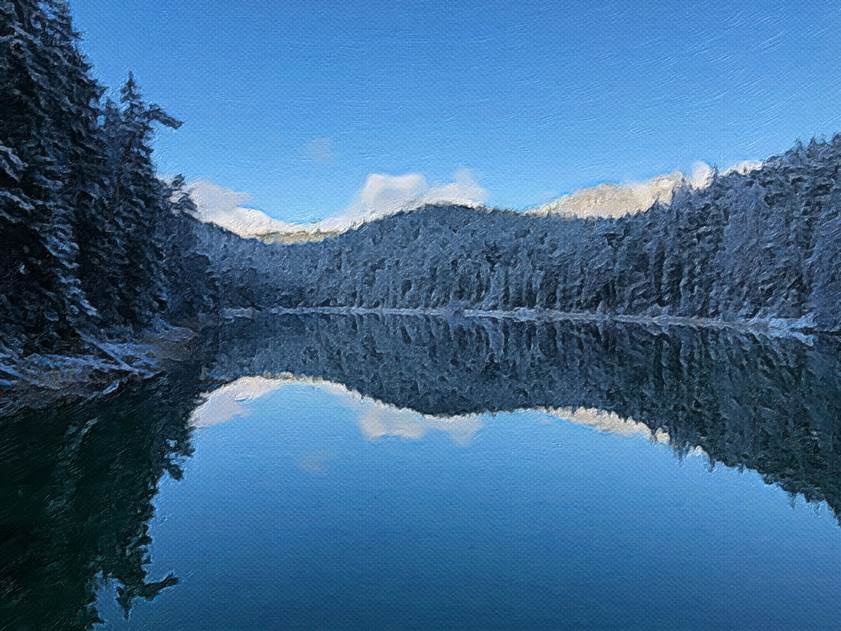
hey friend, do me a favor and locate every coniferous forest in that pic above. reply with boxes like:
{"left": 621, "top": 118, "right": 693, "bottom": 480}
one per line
{"left": 3, "top": 0, "right": 841, "bottom": 399}
{"left": 220, "top": 138, "right": 841, "bottom": 332}
{"left": 0, "top": 0, "right": 217, "bottom": 361}
{"left": 4, "top": 3, "right": 841, "bottom": 629}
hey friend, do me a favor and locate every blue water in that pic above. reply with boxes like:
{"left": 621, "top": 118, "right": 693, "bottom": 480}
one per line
{"left": 5, "top": 316, "right": 841, "bottom": 629}
{"left": 94, "top": 380, "right": 841, "bottom": 630}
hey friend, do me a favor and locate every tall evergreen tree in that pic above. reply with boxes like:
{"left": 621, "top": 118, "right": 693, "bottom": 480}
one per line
{"left": 110, "top": 73, "right": 181, "bottom": 328}
{"left": 160, "top": 175, "right": 220, "bottom": 326}
{"left": 1, "top": 0, "right": 218, "bottom": 358}
{"left": 44, "top": 0, "right": 116, "bottom": 326}
{"left": 0, "top": 0, "right": 92, "bottom": 351}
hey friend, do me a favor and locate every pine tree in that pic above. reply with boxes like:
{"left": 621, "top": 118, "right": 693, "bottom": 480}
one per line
{"left": 110, "top": 73, "right": 181, "bottom": 328}
{"left": 44, "top": 0, "right": 117, "bottom": 327}
{"left": 0, "top": 0, "right": 221, "bottom": 361}
{"left": 0, "top": 0, "right": 89, "bottom": 351}
{"left": 160, "top": 175, "right": 219, "bottom": 326}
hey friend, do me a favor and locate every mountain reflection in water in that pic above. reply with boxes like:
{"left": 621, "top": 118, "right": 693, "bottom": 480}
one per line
{"left": 209, "top": 314, "right": 841, "bottom": 513}
{"left": 2, "top": 314, "right": 841, "bottom": 629}
{"left": 189, "top": 375, "right": 484, "bottom": 445}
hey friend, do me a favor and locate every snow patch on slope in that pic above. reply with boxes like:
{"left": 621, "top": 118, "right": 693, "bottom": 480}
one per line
{"left": 189, "top": 169, "right": 486, "bottom": 240}
{"left": 530, "top": 160, "right": 763, "bottom": 219}
{"left": 545, "top": 406, "right": 670, "bottom": 443}
{"left": 188, "top": 180, "right": 309, "bottom": 238}
{"left": 190, "top": 159, "right": 763, "bottom": 238}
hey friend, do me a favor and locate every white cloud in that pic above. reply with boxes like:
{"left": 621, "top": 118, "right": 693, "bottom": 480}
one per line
{"left": 189, "top": 157, "right": 764, "bottom": 239}
{"left": 188, "top": 178, "right": 250, "bottom": 214}
{"left": 189, "top": 376, "right": 286, "bottom": 428}
{"left": 329, "top": 172, "right": 427, "bottom": 228}
{"left": 425, "top": 167, "right": 489, "bottom": 207}
{"left": 320, "top": 168, "right": 488, "bottom": 231}
{"left": 356, "top": 405, "right": 482, "bottom": 445}
{"left": 188, "top": 179, "right": 300, "bottom": 237}
{"left": 188, "top": 168, "right": 487, "bottom": 238}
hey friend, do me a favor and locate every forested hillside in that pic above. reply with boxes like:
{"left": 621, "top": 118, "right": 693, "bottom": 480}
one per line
{"left": 4, "top": 0, "right": 841, "bottom": 387}
{"left": 251, "top": 138, "right": 841, "bottom": 331}
{"left": 0, "top": 0, "right": 217, "bottom": 363}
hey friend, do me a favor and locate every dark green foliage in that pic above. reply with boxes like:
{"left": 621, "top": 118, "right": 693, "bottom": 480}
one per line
{"left": 0, "top": 0, "right": 218, "bottom": 356}
{"left": 0, "top": 0, "right": 90, "bottom": 351}
{"left": 0, "top": 372, "right": 198, "bottom": 629}
{"left": 108, "top": 73, "right": 181, "bottom": 328}
{"left": 161, "top": 176, "right": 221, "bottom": 328}
{"left": 245, "top": 136, "right": 841, "bottom": 331}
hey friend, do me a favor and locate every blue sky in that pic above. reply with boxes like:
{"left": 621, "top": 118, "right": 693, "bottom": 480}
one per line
{"left": 72, "top": 0, "right": 841, "bottom": 223}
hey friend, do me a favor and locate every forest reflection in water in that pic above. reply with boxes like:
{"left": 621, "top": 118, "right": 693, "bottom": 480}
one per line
{"left": 2, "top": 314, "right": 841, "bottom": 629}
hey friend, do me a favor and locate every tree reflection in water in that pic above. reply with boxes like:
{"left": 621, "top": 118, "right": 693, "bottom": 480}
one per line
{"left": 0, "top": 369, "right": 199, "bottom": 630}
{"left": 3, "top": 314, "right": 841, "bottom": 629}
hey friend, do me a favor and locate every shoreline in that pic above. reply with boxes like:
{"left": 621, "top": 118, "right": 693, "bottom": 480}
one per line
{"left": 266, "top": 305, "right": 821, "bottom": 340}
{"left": 0, "top": 326, "right": 196, "bottom": 417}
{"left": 1, "top": 306, "right": 825, "bottom": 416}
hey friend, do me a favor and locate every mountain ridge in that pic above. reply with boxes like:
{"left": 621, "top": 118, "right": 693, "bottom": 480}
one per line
{"left": 194, "top": 136, "right": 841, "bottom": 332}
{"left": 201, "top": 161, "right": 764, "bottom": 242}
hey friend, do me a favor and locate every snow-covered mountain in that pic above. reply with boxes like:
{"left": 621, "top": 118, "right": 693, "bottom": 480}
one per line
{"left": 194, "top": 137, "right": 841, "bottom": 332}
{"left": 190, "top": 160, "right": 764, "bottom": 242}
{"left": 529, "top": 170, "right": 691, "bottom": 218}
{"left": 202, "top": 206, "right": 305, "bottom": 238}
{"left": 188, "top": 169, "right": 487, "bottom": 243}
{"left": 187, "top": 179, "right": 318, "bottom": 239}
{"left": 529, "top": 161, "right": 762, "bottom": 219}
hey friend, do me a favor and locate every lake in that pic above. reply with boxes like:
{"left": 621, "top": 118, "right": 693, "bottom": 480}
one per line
{"left": 3, "top": 314, "right": 841, "bottom": 629}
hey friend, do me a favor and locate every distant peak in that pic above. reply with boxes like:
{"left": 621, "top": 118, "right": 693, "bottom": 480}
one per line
{"left": 529, "top": 160, "right": 762, "bottom": 219}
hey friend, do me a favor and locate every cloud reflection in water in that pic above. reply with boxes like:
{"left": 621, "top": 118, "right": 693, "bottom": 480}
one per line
{"left": 190, "top": 374, "right": 483, "bottom": 445}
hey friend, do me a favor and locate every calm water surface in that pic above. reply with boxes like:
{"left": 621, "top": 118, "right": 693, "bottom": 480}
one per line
{"left": 3, "top": 315, "right": 841, "bottom": 629}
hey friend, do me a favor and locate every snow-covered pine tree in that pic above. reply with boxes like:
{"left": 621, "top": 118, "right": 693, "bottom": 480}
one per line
{"left": 111, "top": 73, "right": 182, "bottom": 329}
{"left": 44, "top": 0, "right": 118, "bottom": 327}
{"left": 160, "top": 175, "right": 220, "bottom": 327}
{"left": 0, "top": 0, "right": 91, "bottom": 351}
